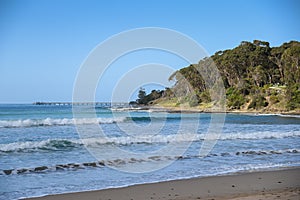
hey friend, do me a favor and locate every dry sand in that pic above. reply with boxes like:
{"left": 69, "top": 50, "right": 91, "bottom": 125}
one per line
{"left": 25, "top": 168, "right": 300, "bottom": 200}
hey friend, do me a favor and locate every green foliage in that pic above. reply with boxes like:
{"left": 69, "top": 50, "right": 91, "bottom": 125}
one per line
{"left": 162, "top": 87, "right": 174, "bottom": 98}
{"left": 199, "top": 90, "right": 211, "bottom": 103}
{"left": 286, "top": 84, "right": 300, "bottom": 110}
{"left": 137, "top": 88, "right": 147, "bottom": 104}
{"left": 137, "top": 88, "right": 163, "bottom": 105}
{"left": 188, "top": 95, "right": 199, "bottom": 107}
{"left": 269, "top": 95, "right": 280, "bottom": 104}
{"left": 248, "top": 94, "right": 268, "bottom": 109}
{"left": 226, "top": 87, "right": 246, "bottom": 109}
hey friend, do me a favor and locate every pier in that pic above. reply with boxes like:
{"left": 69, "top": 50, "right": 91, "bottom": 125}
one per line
{"left": 33, "top": 102, "right": 130, "bottom": 108}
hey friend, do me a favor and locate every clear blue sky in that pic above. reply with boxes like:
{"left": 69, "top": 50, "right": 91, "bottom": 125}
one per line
{"left": 0, "top": 0, "right": 299, "bottom": 103}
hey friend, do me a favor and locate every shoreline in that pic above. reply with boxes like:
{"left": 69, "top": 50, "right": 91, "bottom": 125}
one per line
{"left": 27, "top": 102, "right": 300, "bottom": 115}
{"left": 25, "top": 167, "right": 300, "bottom": 200}
{"left": 138, "top": 105, "right": 300, "bottom": 115}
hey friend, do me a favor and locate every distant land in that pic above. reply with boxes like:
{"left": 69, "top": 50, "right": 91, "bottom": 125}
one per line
{"left": 135, "top": 40, "right": 300, "bottom": 113}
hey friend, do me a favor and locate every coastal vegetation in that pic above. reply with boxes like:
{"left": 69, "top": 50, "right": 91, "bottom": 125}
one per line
{"left": 136, "top": 40, "right": 300, "bottom": 112}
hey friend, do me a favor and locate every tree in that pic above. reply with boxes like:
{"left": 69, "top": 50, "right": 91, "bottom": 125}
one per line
{"left": 136, "top": 88, "right": 163, "bottom": 105}
{"left": 251, "top": 65, "right": 267, "bottom": 87}
{"left": 137, "top": 88, "right": 146, "bottom": 104}
{"left": 281, "top": 44, "right": 300, "bottom": 109}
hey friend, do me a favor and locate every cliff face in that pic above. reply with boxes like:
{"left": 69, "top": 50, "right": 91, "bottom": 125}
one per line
{"left": 138, "top": 40, "right": 300, "bottom": 112}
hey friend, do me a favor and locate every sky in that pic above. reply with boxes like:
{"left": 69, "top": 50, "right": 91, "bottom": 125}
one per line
{"left": 0, "top": 0, "right": 299, "bottom": 103}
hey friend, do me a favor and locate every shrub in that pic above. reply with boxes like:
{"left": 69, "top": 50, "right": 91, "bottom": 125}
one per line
{"left": 248, "top": 95, "right": 268, "bottom": 109}
{"left": 199, "top": 90, "right": 211, "bottom": 103}
{"left": 226, "top": 88, "right": 246, "bottom": 109}
{"left": 286, "top": 86, "right": 300, "bottom": 110}
{"left": 269, "top": 95, "right": 279, "bottom": 104}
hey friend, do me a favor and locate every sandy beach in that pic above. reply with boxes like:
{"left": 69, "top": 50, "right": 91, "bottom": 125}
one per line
{"left": 140, "top": 105, "right": 300, "bottom": 115}
{"left": 25, "top": 168, "right": 300, "bottom": 200}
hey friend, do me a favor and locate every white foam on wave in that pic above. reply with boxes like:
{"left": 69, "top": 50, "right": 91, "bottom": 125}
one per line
{"left": 256, "top": 113, "right": 278, "bottom": 116}
{"left": 0, "top": 117, "right": 127, "bottom": 128}
{"left": 110, "top": 107, "right": 142, "bottom": 111}
{"left": 0, "top": 140, "right": 48, "bottom": 152}
{"left": 220, "top": 131, "right": 300, "bottom": 140}
{"left": 211, "top": 162, "right": 300, "bottom": 176}
{"left": 278, "top": 114, "right": 300, "bottom": 118}
{"left": 257, "top": 113, "right": 300, "bottom": 118}
{"left": 0, "top": 139, "right": 79, "bottom": 152}
{"left": 1, "top": 131, "right": 299, "bottom": 153}
{"left": 89, "top": 131, "right": 300, "bottom": 144}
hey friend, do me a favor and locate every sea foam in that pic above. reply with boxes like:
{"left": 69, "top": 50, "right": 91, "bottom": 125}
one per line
{"left": 1, "top": 131, "right": 299, "bottom": 153}
{"left": 0, "top": 117, "right": 126, "bottom": 128}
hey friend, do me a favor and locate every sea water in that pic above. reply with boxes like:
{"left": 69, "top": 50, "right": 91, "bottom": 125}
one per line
{"left": 0, "top": 104, "right": 299, "bottom": 199}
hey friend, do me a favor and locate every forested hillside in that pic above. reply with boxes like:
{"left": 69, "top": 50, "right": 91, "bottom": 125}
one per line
{"left": 137, "top": 40, "right": 300, "bottom": 112}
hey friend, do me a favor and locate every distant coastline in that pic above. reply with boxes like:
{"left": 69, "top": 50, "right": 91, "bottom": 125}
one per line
{"left": 31, "top": 102, "right": 300, "bottom": 115}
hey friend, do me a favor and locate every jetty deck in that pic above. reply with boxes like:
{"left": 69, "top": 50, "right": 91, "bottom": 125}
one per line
{"left": 33, "top": 102, "right": 130, "bottom": 107}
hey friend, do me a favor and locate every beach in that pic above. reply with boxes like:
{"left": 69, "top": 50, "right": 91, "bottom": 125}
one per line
{"left": 26, "top": 168, "right": 300, "bottom": 200}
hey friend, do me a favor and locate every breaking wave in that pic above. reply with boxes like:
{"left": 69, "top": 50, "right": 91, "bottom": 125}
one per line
{"left": 0, "top": 139, "right": 81, "bottom": 152}
{"left": 1, "top": 131, "right": 299, "bottom": 153}
{"left": 0, "top": 117, "right": 127, "bottom": 128}
{"left": 0, "top": 116, "right": 185, "bottom": 128}
{"left": 254, "top": 113, "right": 300, "bottom": 118}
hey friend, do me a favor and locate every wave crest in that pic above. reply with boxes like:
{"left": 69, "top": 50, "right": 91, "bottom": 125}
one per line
{"left": 0, "top": 117, "right": 126, "bottom": 128}
{"left": 0, "top": 139, "right": 81, "bottom": 152}
{"left": 1, "top": 131, "right": 299, "bottom": 153}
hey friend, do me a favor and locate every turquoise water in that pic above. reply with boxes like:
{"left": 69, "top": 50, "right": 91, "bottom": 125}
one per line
{"left": 0, "top": 104, "right": 300, "bottom": 199}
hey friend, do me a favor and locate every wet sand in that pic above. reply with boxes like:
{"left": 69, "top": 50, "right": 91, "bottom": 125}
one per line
{"left": 25, "top": 168, "right": 300, "bottom": 200}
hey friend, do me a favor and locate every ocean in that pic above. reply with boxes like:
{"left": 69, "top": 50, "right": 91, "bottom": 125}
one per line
{"left": 0, "top": 104, "right": 299, "bottom": 199}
